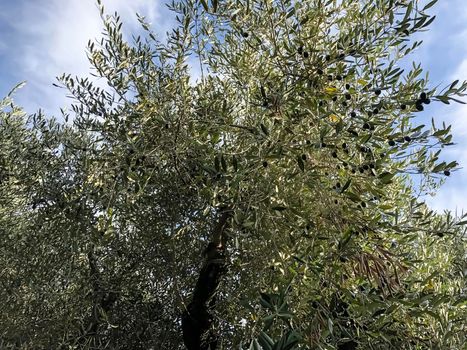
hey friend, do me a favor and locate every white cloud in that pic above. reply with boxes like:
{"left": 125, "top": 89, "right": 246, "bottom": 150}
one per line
{"left": 422, "top": 104, "right": 467, "bottom": 214}
{"left": 409, "top": 0, "right": 467, "bottom": 214}
{"left": 425, "top": 185, "right": 467, "bottom": 215}
{"left": 4, "top": 0, "right": 173, "bottom": 115}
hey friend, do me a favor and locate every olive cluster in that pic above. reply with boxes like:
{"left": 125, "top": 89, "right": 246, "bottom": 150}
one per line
{"left": 415, "top": 92, "right": 430, "bottom": 111}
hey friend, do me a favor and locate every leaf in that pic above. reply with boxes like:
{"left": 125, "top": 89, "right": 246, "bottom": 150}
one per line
{"left": 357, "top": 79, "right": 368, "bottom": 86}
{"left": 448, "top": 96, "right": 466, "bottom": 104}
{"left": 243, "top": 221, "right": 255, "bottom": 228}
{"left": 249, "top": 339, "right": 262, "bottom": 350}
{"left": 282, "top": 331, "right": 301, "bottom": 350}
{"left": 7, "top": 81, "right": 26, "bottom": 96}
{"left": 338, "top": 229, "right": 352, "bottom": 250}
{"left": 260, "top": 293, "right": 273, "bottom": 308}
{"left": 324, "top": 86, "right": 338, "bottom": 95}
{"left": 263, "top": 314, "right": 275, "bottom": 331}
{"left": 433, "top": 129, "right": 449, "bottom": 137}
{"left": 340, "top": 179, "right": 351, "bottom": 193}
{"left": 422, "top": 15, "right": 436, "bottom": 28}
{"left": 328, "top": 113, "right": 341, "bottom": 123}
{"left": 423, "top": 0, "right": 438, "bottom": 11}
{"left": 432, "top": 162, "right": 446, "bottom": 173}
{"left": 271, "top": 206, "right": 287, "bottom": 211}
{"left": 437, "top": 95, "right": 450, "bottom": 104}
{"left": 449, "top": 79, "right": 459, "bottom": 90}
{"left": 327, "top": 318, "right": 334, "bottom": 335}
{"left": 232, "top": 155, "right": 238, "bottom": 171}
{"left": 346, "top": 191, "right": 361, "bottom": 202}
{"left": 378, "top": 172, "right": 395, "bottom": 184}
{"left": 261, "top": 123, "right": 269, "bottom": 135}
{"left": 221, "top": 154, "right": 228, "bottom": 172}
{"left": 277, "top": 312, "right": 293, "bottom": 320}
{"left": 413, "top": 16, "right": 427, "bottom": 30}
{"left": 258, "top": 332, "right": 274, "bottom": 350}
{"left": 297, "top": 156, "right": 305, "bottom": 172}
{"left": 292, "top": 255, "right": 306, "bottom": 263}
{"left": 199, "top": 0, "right": 209, "bottom": 11}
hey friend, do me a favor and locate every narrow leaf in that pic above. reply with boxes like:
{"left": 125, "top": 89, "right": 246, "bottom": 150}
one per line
{"left": 199, "top": 0, "right": 209, "bottom": 11}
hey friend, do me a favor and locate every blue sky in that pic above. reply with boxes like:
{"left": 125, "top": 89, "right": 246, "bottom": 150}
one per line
{"left": 0, "top": 0, "right": 466, "bottom": 213}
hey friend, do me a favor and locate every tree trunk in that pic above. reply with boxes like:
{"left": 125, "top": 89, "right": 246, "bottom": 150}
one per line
{"left": 181, "top": 209, "right": 231, "bottom": 350}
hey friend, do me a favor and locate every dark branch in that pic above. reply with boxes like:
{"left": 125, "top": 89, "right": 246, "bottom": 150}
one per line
{"left": 181, "top": 208, "right": 231, "bottom": 350}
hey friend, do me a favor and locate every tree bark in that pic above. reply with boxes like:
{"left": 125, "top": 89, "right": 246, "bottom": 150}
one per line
{"left": 181, "top": 209, "right": 231, "bottom": 350}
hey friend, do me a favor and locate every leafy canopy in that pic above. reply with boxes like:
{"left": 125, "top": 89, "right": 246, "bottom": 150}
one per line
{"left": 1, "top": 0, "right": 466, "bottom": 349}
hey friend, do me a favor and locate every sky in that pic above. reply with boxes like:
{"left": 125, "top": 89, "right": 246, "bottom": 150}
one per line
{"left": 0, "top": 0, "right": 466, "bottom": 214}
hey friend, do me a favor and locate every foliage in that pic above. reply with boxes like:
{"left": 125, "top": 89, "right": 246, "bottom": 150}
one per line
{"left": 1, "top": 0, "right": 466, "bottom": 349}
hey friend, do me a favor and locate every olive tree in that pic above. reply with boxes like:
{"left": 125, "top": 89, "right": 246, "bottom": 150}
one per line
{"left": 1, "top": 0, "right": 466, "bottom": 349}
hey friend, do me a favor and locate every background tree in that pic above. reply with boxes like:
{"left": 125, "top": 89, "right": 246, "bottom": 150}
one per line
{"left": 1, "top": 0, "right": 466, "bottom": 349}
